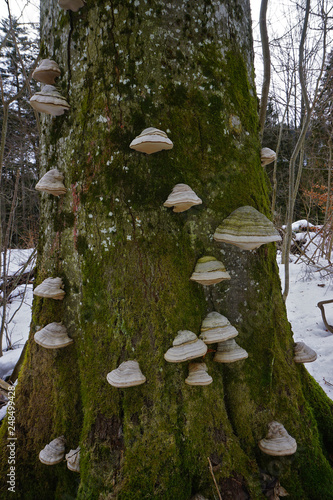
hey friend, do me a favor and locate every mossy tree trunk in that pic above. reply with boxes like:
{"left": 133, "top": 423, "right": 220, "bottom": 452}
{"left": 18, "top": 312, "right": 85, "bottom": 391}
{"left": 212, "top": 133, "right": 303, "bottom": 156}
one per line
{"left": 1, "top": 0, "right": 333, "bottom": 499}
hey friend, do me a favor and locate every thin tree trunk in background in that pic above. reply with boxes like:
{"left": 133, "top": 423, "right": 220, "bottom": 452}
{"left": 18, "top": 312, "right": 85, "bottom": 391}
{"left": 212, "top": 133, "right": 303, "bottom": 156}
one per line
{"left": 282, "top": 0, "right": 327, "bottom": 300}
{"left": 259, "top": 0, "right": 270, "bottom": 141}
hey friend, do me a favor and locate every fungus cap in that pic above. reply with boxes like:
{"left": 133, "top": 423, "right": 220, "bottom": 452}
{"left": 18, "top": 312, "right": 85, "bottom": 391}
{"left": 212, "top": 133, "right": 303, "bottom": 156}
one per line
{"left": 173, "top": 330, "right": 197, "bottom": 346}
{"left": 32, "top": 59, "right": 61, "bottom": 85}
{"left": 164, "top": 184, "right": 202, "bottom": 213}
{"left": 58, "top": 0, "right": 85, "bottom": 11}
{"left": 35, "top": 169, "right": 66, "bottom": 196}
{"left": 39, "top": 436, "right": 66, "bottom": 465}
{"left": 34, "top": 323, "right": 73, "bottom": 349}
{"left": 65, "top": 447, "right": 80, "bottom": 472}
{"left": 258, "top": 421, "right": 297, "bottom": 456}
{"left": 200, "top": 312, "right": 238, "bottom": 344}
{"left": 29, "top": 85, "right": 70, "bottom": 116}
{"left": 214, "top": 339, "right": 248, "bottom": 363}
{"left": 261, "top": 147, "right": 276, "bottom": 166}
{"left": 106, "top": 360, "right": 146, "bottom": 388}
{"left": 130, "top": 127, "right": 173, "bottom": 154}
{"left": 213, "top": 206, "right": 281, "bottom": 250}
{"left": 33, "top": 277, "right": 65, "bottom": 300}
{"left": 185, "top": 362, "right": 213, "bottom": 386}
{"left": 293, "top": 341, "right": 317, "bottom": 363}
{"left": 164, "top": 331, "right": 207, "bottom": 362}
{"left": 190, "top": 256, "right": 231, "bottom": 285}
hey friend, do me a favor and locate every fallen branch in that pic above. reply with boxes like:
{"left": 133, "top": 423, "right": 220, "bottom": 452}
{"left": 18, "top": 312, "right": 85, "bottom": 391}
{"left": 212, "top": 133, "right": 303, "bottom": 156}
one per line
{"left": 317, "top": 300, "right": 333, "bottom": 334}
{"left": 324, "top": 378, "right": 333, "bottom": 387}
{"left": 208, "top": 457, "right": 222, "bottom": 500}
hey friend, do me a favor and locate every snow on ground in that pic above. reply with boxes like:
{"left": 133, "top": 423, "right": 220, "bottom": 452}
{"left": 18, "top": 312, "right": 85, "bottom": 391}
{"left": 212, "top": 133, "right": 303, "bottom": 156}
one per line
{"left": 278, "top": 231, "right": 333, "bottom": 400}
{"left": 0, "top": 248, "right": 34, "bottom": 381}
{"left": 0, "top": 236, "right": 332, "bottom": 423}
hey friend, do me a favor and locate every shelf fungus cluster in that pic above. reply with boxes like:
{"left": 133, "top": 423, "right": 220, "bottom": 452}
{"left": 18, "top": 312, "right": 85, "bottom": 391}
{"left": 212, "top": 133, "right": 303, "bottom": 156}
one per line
{"left": 190, "top": 256, "right": 231, "bottom": 285}
{"left": 34, "top": 323, "right": 73, "bottom": 349}
{"left": 35, "top": 169, "right": 66, "bottom": 196}
{"left": 65, "top": 447, "right": 80, "bottom": 472}
{"left": 293, "top": 342, "right": 317, "bottom": 363}
{"left": 106, "top": 360, "right": 146, "bottom": 388}
{"left": 32, "top": 59, "right": 61, "bottom": 85}
{"left": 130, "top": 127, "right": 173, "bottom": 154}
{"left": 58, "top": 0, "right": 85, "bottom": 11}
{"left": 39, "top": 436, "right": 66, "bottom": 465}
{"left": 164, "top": 184, "right": 202, "bottom": 212}
{"left": 164, "top": 330, "right": 207, "bottom": 362}
{"left": 33, "top": 277, "right": 65, "bottom": 300}
{"left": 200, "top": 312, "right": 238, "bottom": 344}
{"left": 29, "top": 85, "right": 70, "bottom": 116}
{"left": 214, "top": 206, "right": 281, "bottom": 250}
{"left": 214, "top": 339, "right": 248, "bottom": 363}
{"left": 185, "top": 363, "right": 212, "bottom": 386}
{"left": 259, "top": 421, "right": 297, "bottom": 456}
{"left": 261, "top": 147, "right": 276, "bottom": 167}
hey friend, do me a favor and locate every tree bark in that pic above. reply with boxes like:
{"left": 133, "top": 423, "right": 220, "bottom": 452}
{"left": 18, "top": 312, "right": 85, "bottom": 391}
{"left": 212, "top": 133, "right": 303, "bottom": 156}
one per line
{"left": 0, "top": 1, "right": 333, "bottom": 499}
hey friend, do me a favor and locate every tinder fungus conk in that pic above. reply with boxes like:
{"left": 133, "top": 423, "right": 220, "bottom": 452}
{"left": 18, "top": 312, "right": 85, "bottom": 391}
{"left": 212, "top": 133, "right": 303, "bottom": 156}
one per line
{"left": 185, "top": 362, "right": 213, "bottom": 386}
{"left": 29, "top": 85, "right": 70, "bottom": 116}
{"left": 163, "top": 184, "right": 202, "bottom": 212}
{"left": 33, "top": 277, "right": 65, "bottom": 300}
{"left": 39, "top": 436, "right": 66, "bottom": 465}
{"left": 106, "top": 360, "right": 146, "bottom": 388}
{"left": 190, "top": 256, "right": 231, "bottom": 285}
{"left": 34, "top": 323, "right": 73, "bottom": 349}
{"left": 261, "top": 147, "right": 276, "bottom": 166}
{"left": 129, "top": 127, "right": 173, "bottom": 154}
{"left": 214, "top": 206, "right": 281, "bottom": 250}
{"left": 258, "top": 421, "right": 297, "bottom": 456}
{"left": 214, "top": 339, "right": 248, "bottom": 363}
{"left": 58, "top": 0, "right": 85, "bottom": 11}
{"left": 32, "top": 59, "right": 61, "bottom": 85}
{"left": 35, "top": 169, "right": 66, "bottom": 196}
{"left": 293, "top": 341, "right": 317, "bottom": 363}
{"left": 200, "top": 312, "right": 238, "bottom": 344}
{"left": 65, "top": 447, "right": 80, "bottom": 472}
{"left": 164, "top": 330, "right": 207, "bottom": 363}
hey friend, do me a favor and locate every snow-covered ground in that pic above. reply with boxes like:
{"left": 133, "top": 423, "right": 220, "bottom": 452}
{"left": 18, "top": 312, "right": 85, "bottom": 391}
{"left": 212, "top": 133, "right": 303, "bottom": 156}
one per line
{"left": 278, "top": 228, "right": 333, "bottom": 400}
{"left": 0, "top": 231, "right": 332, "bottom": 421}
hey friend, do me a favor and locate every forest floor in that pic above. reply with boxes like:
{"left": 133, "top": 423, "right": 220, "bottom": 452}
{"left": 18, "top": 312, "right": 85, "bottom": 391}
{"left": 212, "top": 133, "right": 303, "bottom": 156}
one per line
{"left": 0, "top": 222, "right": 332, "bottom": 419}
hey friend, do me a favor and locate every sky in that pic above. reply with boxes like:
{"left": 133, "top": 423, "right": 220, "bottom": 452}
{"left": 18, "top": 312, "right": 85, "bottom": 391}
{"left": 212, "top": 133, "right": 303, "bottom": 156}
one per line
{"left": 0, "top": 0, "right": 39, "bottom": 26}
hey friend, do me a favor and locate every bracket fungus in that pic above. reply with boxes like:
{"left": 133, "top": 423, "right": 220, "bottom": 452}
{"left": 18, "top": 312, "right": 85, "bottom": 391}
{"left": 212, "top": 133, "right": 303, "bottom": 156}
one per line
{"left": 35, "top": 169, "right": 66, "bottom": 196}
{"left": 258, "top": 421, "right": 297, "bottom": 456}
{"left": 164, "top": 330, "right": 207, "bottom": 362}
{"left": 65, "top": 447, "right": 80, "bottom": 472}
{"left": 39, "top": 436, "right": 66, "bottom": 465}
{"left": 163, "top": 184, "right": 202, "bottom": 212}
{"left": 33, "top": 277, "right": 65, "bottom": 300}
{"left": 58, "top": 0, "right": 85, "bottom": 11}
{"left": 213, "top": 206, "right": 281, "bottom": 250}
{"left": 29, "top": 85, "right": 70, "bottom": 116}
{"left": 34, "top": 323, "right": 73, "bottom": 349}
{"left": 32, "top": 59, "right": 61, "bottom": 85}
{"left": 200, "top": 312, "right": 238, "bottom": 344}
{"left": 214, "top": 339, "right": 248, "bottom": 363}
{"left": 190, "top": 256, "right": 231, "bottom": 285}
{"left": 106, "top": 360, "right": 146, "bottom": 388}
{"left": 185, "top": 362, "right": 213, "bottom": 386}
{"left": 261, "top": 147, "right": 276, "bottom": 166}
{"left": 129, "top": 127, "right": 173, "bottom": 154}
{"left": 294, "top": 341, "right": 317, "bottom": 363}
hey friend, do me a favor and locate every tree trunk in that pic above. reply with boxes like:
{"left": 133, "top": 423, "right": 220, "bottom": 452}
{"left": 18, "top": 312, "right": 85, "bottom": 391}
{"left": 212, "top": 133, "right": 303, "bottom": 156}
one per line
{"left": 0, "top": 1, "right": 333, "bottom": 499}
